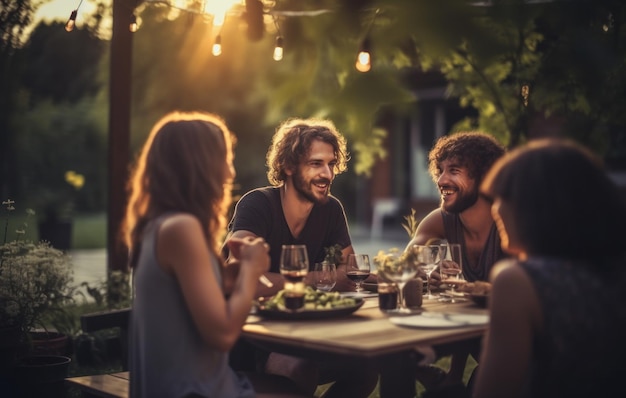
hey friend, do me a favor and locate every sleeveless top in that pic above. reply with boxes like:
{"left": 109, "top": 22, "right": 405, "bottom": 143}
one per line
{"left": 130, "top": 214, "right": 256, "bottom": 398}
{"left": 519, "top": 257, "right": 626, "bottom": 397}
{"left": 441, "top": 210, "right": 506, "bottom": 281}
{"left": 227, "top": 186, "right": 352, "bottom": 272}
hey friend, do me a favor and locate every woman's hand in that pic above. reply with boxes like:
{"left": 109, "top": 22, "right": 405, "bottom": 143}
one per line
{"left": 228, "top": 236, "right": 270, "bottom": 279}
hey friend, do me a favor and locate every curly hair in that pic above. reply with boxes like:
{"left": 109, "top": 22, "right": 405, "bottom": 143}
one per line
{"left": 428, "top": 132, "right": 505, "bottom": 184}
{"left": 266, "top": 118, "right": 349, "bottom": 186}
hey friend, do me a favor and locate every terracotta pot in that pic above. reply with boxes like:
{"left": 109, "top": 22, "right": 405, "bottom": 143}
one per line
{"left": 29, "top": 331, "right": 69, "bottom": 357}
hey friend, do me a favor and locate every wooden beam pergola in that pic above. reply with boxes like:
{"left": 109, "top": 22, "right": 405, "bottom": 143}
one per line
{"left": 107, "top": 0, "right": 134, "bottom": 273}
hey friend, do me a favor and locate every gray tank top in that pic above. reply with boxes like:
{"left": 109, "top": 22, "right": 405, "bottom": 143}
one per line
{"left": 129, "top": 214, "right": 256, "bottom": 398}
{"left": 441, "top": 210, "right": 506, "bottom": 281}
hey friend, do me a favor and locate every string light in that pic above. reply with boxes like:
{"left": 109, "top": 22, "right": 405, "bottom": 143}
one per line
{"left": 273, "top": 36, "right": 284, "bottom": 61}
{"left": 355, "top": 37, "right": 371, "bottom": 72}
{"left": 212, "top": 34, "right": 222, "bottom": 56}
{"left": 65, "top": 0, "right": 83, "bottom": 32}
{"left": 271, "top": 14, "right": 284, "bottom": 61}
{"left": 355, "top": 8, "right": 379, "bottom": 73}
{"left": 129, "top": 13, "right": 138, "bottom": 33}
{"left": 65, "top": 10, "right": 78, "bottom": 32}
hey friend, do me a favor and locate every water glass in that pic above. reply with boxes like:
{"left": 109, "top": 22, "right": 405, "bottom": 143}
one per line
{"left": 439, "top": 243, "right": 467, "bottom": 303}
{"left": 313, "top": 261, "right": 337, "bottom": 292}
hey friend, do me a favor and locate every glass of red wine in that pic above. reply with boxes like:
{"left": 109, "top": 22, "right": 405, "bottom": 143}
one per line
{"left": 346, "top": 254, "right": 371, "bottom": 293}
{"left": 280, "top": 245, "right": 309, "bottom": 311}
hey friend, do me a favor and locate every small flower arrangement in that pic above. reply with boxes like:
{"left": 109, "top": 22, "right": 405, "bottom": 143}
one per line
{"left": 401, "top": 208, "right": 419, "bottom": 238}
{"left": 373, "top": 247, "right": 419, "bottom": 279}
{"left": 323, "top": 244, "right": 344, "bottom": 265}
{"left": 0, "top": 200, "right": 74, "bottom": 336}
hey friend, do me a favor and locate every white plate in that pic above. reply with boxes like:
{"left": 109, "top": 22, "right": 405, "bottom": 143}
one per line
{"left": 389, "top": 312, "right": 489, "bottom": 328}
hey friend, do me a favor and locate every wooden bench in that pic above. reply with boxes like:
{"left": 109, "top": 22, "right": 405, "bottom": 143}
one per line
{"left": 66, "top": 371, "right": 129, "bottom": 398}
{"left": 66, "top": 308, "right": 131, "bottom": 397}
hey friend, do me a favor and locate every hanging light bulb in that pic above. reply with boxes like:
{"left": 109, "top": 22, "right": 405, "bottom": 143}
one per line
{"left": 212, "top": 35, "right": 222, "bottom": 56}
{"left": 65, "top": 10, "right": 78, "bottom": 32}
{"left": 273, "top": 36, "right": 284, "bottom": 61}
{"left": 129, "top": 13, "right": 138, "bottom": 33}
{"left": 355, "top": 37, "right": 371, "bottom": 72}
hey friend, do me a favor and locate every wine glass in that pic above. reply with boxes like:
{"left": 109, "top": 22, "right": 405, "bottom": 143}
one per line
{"left": 280, "top": 245, "right": 309, "bottom": 310}
{"left": 374, "top": 248, "right": 420, "bottom": 314}
{"left": 313, "top": 261, "right": 337, "bottom": 292}
{"left": 439, "top": 243, "right": 467, "bottom": 303}
{"left": 346, "top": 254, "right": 371, "bottom": 293}
{"left": 415, "top": 244, "right": 443, "bottom": 301}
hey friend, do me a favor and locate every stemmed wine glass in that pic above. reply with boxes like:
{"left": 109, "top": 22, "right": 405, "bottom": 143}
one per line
{"left": 374, "top": 248, "right": 420, "bottom": 314}
{"left": 313, "top": 261, "right": 337, "bottom": 292}
{"left": 415, "top": 244, "right": 444, "bottom": 301}
{"left": 439, "top": 243, "right": 467, "bottom": 303}
{"left": 346, "top": 254, "right": 371, "bottom": 293}
{"left": 279, "top": 245, "right": 309, "bottom": 310}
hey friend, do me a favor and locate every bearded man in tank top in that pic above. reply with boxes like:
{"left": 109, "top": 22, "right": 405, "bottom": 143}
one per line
{"left": 405, "top": 131, "right": 508, "bottom": 397}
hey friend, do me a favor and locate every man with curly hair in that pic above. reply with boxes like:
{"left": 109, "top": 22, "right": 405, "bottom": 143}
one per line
{"left": 225, "top": 117, "right": 356, "bottom": 296}
{"left": 407, "top": 131, "right": 507, "bottom": 281}
{"left": 406, "top": 131, "right": 508, "bottom": 397}
{"left": 224, "top": 118, "right": 378, "bottom": 398}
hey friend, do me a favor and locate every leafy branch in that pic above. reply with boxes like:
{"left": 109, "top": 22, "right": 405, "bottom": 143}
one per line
{"left": 323, "top": 244, "right": 343, "bottom": 265}
{"left": 401, "top": 208, "right": 419, "bottom": 238}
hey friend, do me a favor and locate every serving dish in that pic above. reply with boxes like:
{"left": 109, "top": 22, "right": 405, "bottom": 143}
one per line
{"left": 256, "top": 298, "right": 364, "bottom": 320}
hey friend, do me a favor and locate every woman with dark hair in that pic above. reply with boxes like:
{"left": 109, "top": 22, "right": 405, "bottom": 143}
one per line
{"left": 473, "top": 138, "right": 626, "bottom": 398}
{"left": 122, "top": 111, "right": 304, "bottom": 398}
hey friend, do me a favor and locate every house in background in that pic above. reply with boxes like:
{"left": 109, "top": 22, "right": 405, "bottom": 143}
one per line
{"left": 362, "top": 69, "right": 476, "bottom": 237}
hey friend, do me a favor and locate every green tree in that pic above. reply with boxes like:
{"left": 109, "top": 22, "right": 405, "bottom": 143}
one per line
{"left": 11, "top": 19, "right": 109, "bottom": 217}
{"left": 0, "top": 0, "right": 43, "bottom": 200}
{"left": 374, "top": 0, "right": 626, "bottom": 159}
{"left": 20, "top": 21, "right": 106, "bottom": 103}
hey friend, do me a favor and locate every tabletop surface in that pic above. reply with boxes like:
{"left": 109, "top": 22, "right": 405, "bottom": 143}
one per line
{"left": 243, "top": 296, "right": 488, "bottom": 358}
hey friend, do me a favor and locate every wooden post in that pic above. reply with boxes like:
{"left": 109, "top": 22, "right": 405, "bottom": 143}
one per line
{"left": 107, "top": 0, "right": 133, "bottom": 273}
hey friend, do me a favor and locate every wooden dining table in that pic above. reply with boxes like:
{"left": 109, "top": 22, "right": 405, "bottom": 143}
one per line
{"left": 243, "top": 295, "right": 488, "bottom": 398}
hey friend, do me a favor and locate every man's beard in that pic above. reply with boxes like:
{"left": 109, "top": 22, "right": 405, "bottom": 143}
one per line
{"left": 441, "top": 183, "right": 479, "bottom": 214}
{"left": 293, "top": 168, "right": 331, "bottom": 205}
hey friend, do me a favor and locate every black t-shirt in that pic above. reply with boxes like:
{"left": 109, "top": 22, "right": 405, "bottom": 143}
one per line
{"left": 227, "top": 186, "right": 352, "bottom": 272}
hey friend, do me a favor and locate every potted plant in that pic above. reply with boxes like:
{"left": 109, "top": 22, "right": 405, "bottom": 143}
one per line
{"left": 323, "top": 244, "right": 344, "bottom": 267}
{"left": 0, "top": 199, "right": 75, "bottom": 396}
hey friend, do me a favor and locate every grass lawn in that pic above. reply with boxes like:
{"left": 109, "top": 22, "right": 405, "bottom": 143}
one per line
{"left": 71, "top": 213, "right": 107, "bottom": 249}
{"left": 2, "top": 212, "right": 107, "bottom": 249}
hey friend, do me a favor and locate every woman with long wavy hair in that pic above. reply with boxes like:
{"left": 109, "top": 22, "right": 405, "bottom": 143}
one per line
{"left": 122, "top": 111, "right": 304, "bottom": 398}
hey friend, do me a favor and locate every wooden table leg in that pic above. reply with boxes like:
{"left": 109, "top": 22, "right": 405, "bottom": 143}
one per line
{"left": 378, "top": 350, "right": 419, "bottom": 398}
